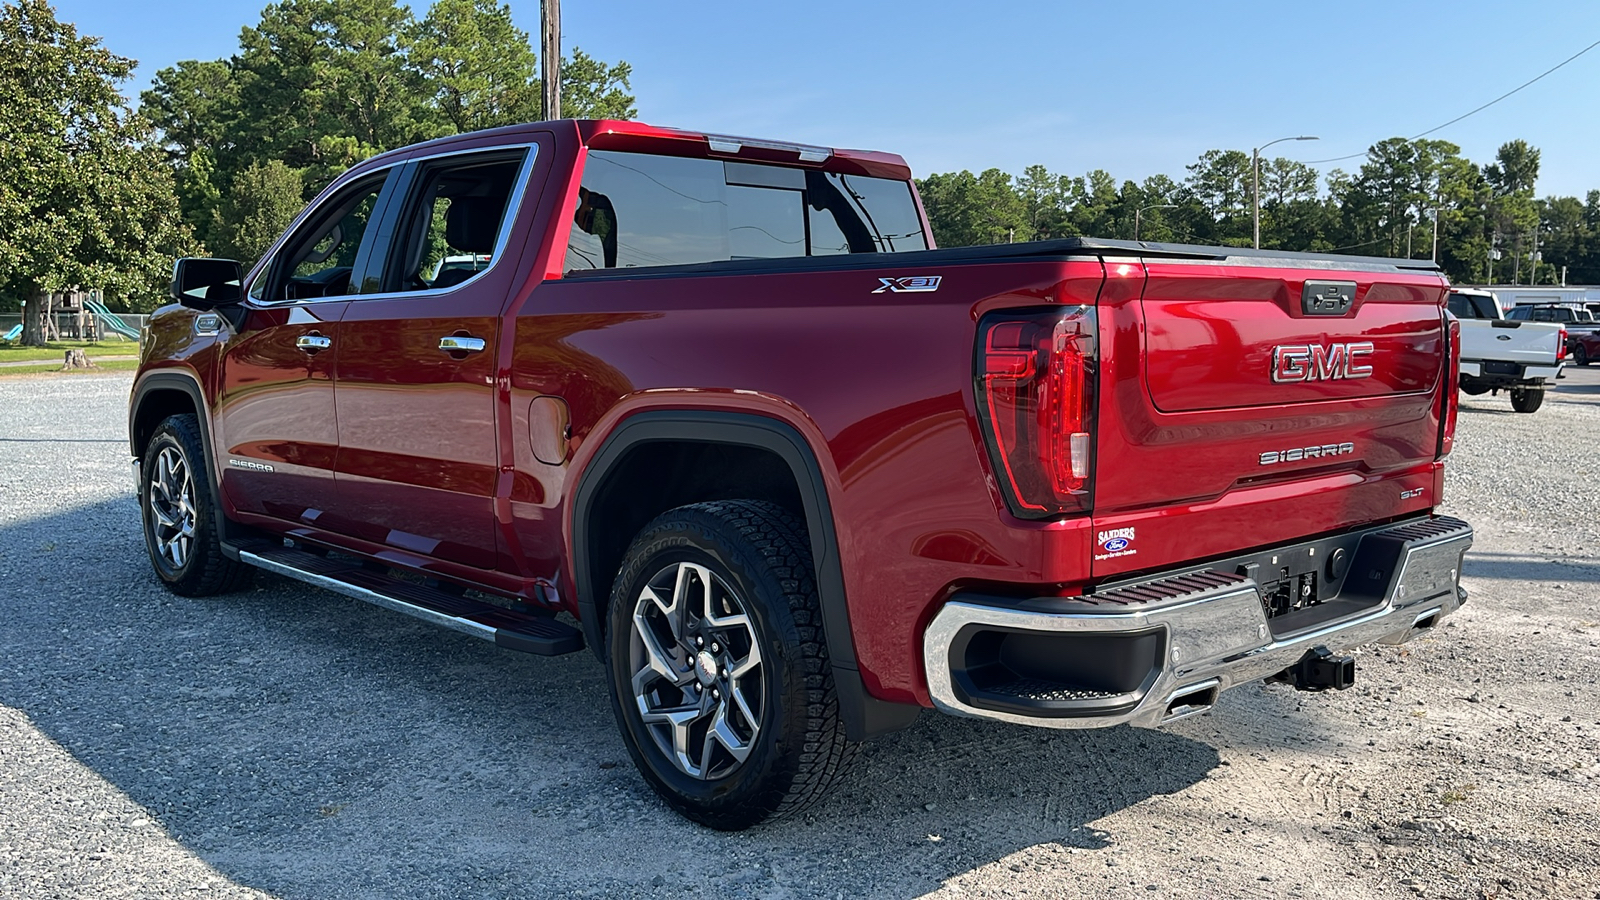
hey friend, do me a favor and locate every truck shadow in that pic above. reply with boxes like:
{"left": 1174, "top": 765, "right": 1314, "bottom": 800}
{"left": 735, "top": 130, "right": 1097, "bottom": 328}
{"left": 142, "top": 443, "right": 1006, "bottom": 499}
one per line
{"left": 0, "top": 497, "right": 1218, "bottom": 900}
{"left": 1463, "top": 550, "right": 1600, "bottom": 585}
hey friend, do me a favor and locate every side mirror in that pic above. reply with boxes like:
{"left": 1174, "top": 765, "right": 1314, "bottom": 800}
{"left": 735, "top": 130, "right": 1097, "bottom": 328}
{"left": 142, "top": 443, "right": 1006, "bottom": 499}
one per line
{"left": 171, "top": 258, "right": 244, "bottom": 309}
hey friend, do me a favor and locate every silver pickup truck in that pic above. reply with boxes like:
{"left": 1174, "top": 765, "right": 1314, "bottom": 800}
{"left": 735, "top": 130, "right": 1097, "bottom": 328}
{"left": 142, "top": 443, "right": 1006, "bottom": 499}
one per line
{"left": 1448, "top": 289, "right": 1566, "bottom": 413}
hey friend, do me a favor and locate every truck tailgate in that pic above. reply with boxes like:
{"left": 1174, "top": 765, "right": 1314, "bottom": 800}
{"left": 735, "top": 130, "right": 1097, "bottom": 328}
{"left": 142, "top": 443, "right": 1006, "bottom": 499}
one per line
{"left": 1090, "top": 259, "right": 1449, "bottom": 578}
{"left": 1459, "top": 319, "right": 1561, "bottom": 364}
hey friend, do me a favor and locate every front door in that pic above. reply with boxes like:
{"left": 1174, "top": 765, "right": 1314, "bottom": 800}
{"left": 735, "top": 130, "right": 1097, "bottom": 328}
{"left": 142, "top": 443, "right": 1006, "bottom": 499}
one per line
{"left": 329, "top": 147, "right": 535, "bottom": 572}
{"left": 215, "top": 169, "right": 396, "bottom": 523}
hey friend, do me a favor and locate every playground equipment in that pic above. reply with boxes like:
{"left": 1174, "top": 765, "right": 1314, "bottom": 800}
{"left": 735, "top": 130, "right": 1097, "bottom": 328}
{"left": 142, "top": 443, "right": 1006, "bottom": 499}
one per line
{"left": 15, "top": 289, "right": 144, "bottom": 343}
{"left": 84, "top": 297, "right": 141, "bottom": 340}
{"left": 2, "top": 324, "right": 20, "bottom": 342}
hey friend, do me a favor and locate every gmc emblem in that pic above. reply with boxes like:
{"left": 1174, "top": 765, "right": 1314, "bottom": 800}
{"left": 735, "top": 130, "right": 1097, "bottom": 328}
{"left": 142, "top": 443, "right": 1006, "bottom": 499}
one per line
{"left": 1271, "top": 342, "right": 1375, "bottom": 383}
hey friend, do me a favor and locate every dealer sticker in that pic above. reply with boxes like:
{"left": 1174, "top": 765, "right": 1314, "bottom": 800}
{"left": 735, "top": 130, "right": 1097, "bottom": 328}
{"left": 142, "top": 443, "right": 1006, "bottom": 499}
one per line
{"left": 1095, "top": 526, "right": 1138, "bottom": 560}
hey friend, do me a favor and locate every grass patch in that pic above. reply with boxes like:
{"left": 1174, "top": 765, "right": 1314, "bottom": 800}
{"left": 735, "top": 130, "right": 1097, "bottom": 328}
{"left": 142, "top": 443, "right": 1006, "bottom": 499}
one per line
{"left": 0, "top": 358, "right": 140, "bottom": 377}
{"left": 0, "top": 340, "right": 139, "bottom": 363}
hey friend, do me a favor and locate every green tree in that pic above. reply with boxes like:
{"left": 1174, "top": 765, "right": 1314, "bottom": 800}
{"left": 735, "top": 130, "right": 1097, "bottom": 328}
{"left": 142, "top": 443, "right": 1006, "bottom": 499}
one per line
{"left": 1484, "top": 140, "right": 1540, "bottom": 282}
{"left": 413, "top": 0, "right": 539, "bottom": 132}
{"left": 1183, "top": 150, "right": 1253, "bottom": 245}
{"left": 230, "top": 0, "right": 433, "bottom": 189}
{"left": 213, "top": 160, "right": 305, "bottom": 268}
{"left": 0, "top": 0, "right": 196, "bottom": 339}
{"left": 141, "top": 0, "right": 639, "bottom": 249}
{"left": 916, "top": 169, "right": 1031, "bottom": 247}
{"left": 1014, "top": 164, "right": 1079, "bottom": 240}
{"left": 560, "top": 48, "right": 635, "bottom": 119}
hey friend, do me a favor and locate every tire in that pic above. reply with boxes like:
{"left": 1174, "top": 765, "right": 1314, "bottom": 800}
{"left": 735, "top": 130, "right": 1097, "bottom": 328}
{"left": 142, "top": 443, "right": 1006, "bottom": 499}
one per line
{"left": 1575, "top": 344, "right": 1590, "bottom": 367}
{"left": 140, "top": 413, "right": 254, "bottom": 596}
{"left": 605, "top": 500, "right": 855, "bottom": 830}
{"left": 1458, "top": 376, "right": 1491, "bottom": 396}
{"left": 1510, "top": 388, "right": 1545, "bottom": 413}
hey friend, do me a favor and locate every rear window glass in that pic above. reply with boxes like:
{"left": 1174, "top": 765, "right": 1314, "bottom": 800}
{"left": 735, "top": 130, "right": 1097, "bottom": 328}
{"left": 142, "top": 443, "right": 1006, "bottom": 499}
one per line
{"left": 564, "top": 150, "right": 927, "bottom": 272}
{"left": 1447, "top": 293, "right": 1497, "bottom": 319}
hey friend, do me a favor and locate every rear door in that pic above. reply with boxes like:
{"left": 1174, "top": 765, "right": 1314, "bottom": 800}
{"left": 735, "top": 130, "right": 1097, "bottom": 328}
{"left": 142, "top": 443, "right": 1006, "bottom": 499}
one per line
{"left": 328, "top": 145, "right": 537, "bottom": 572}
{"left": 1090, "top": 259, "right": 1449, "bottom": 577}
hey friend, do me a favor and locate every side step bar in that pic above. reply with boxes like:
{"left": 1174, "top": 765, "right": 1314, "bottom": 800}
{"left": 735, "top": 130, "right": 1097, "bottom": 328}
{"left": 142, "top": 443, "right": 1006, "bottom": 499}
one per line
{"left": 238, "top": 543, "right": 584, "bottom": 656}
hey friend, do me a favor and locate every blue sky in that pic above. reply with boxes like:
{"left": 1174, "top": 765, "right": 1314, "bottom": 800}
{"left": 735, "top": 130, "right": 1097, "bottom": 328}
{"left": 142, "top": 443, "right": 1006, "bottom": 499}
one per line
{"left": 54, "top": 0, "right": 1600, "bottom": 197}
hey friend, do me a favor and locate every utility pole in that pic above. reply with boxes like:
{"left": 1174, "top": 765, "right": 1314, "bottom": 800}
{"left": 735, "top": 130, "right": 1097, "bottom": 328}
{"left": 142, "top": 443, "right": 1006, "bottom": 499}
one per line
{"left": 541, "top": 0, "right": 560, "bottom": 121}
{"left": 1252, "top": 135, "right": 1318, "bottom": 249}
{"left": 1529, "top": 227, "right": 1540, "bottom": 285}
{"left": 1431, "top": 208, "right": 1439, "bottom": 263}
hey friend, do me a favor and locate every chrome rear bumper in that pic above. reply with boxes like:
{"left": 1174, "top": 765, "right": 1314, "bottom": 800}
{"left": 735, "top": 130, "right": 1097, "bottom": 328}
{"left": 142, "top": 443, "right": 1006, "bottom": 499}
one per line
{"left": 923, "top": 515, "right": 1472, "bottom": 729}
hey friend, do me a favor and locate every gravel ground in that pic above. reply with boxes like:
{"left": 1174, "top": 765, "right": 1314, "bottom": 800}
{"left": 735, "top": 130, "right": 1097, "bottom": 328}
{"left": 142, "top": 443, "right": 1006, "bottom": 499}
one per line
{"left": 1, "top": 368, "right": 1597, "bottom": 900}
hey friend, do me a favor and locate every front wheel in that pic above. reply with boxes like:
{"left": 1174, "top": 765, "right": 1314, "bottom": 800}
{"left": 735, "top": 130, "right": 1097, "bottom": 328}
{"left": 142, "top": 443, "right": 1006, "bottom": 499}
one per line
{"left": 141, "top": 414, "right": 253, "bottom": 596}
{"left": 1510, "top": 388, "right": 1545, "bottom": 413}
{"left": 1575, "top": 344, "right": 1590, "bottom": 367}
{"left": 605, "top": 500, "right": 855, "bottom": 830}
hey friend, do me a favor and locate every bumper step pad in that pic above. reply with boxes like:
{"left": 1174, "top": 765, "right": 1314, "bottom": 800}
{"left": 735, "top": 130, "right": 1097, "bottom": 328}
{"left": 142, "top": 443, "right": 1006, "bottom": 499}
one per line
{"left": 237, "top": 542, "right": 583, "bottom": 656}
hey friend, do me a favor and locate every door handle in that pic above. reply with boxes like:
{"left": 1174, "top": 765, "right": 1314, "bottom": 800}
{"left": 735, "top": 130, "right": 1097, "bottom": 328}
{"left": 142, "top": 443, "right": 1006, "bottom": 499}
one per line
{"left": 296, "top": 334, "right": 332, "bottom": 352}
{"left": 439, "top": 335, "right": 486, "bottom": 353}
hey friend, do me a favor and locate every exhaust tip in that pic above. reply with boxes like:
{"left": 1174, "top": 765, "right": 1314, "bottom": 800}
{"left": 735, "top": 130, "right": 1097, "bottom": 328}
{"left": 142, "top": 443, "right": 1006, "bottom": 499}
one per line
{"left": 1161, "top": 679, "right": 1221, "bottom": 723}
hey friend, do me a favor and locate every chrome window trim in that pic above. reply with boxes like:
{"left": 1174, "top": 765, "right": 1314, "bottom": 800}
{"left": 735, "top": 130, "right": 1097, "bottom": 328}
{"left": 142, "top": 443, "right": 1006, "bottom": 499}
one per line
{"left": 242, "top": 161, "right": 403, "bottom": 308}
{"left": 244, "top": 141, "right": 540, "bottom": 309}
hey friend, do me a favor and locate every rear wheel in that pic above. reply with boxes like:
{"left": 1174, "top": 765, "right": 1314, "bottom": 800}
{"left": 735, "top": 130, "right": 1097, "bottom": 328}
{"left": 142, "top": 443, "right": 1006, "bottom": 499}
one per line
{"left": 1458, "top": 376, "right": 1491, "bottom": 396}
{"left": 1510, "top": 387, "right": 1545, "bottom": 413}
{"left": 1575, "top": 344, "right": 1590, "bottom": 366}
{"left": 605, "top": 500, "right": 855, "bottom": 830}
{"left": 141, "top": 414, "right": 253, "bottom": 596}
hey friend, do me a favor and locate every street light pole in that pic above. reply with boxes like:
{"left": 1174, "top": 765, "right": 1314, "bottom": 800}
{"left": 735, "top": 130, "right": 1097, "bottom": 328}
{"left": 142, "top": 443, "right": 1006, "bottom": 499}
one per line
{"left": 1135, "top": 203, "right": 1176, "bottom": 241}
{"left": 1252, "top": 135, "right": 1319, "bottom": 249}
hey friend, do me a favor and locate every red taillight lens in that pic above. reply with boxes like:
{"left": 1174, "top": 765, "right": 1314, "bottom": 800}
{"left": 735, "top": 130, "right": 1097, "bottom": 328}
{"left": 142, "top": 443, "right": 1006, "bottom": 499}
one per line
{"left": 1558, "top": 327, "right": 1569, "bottom": 361}
{"left": 1440, "top": 313, "right": 1460, "bottom": 458}
{"left": 976, "top": 308, "right": 1096, "bottom": 518}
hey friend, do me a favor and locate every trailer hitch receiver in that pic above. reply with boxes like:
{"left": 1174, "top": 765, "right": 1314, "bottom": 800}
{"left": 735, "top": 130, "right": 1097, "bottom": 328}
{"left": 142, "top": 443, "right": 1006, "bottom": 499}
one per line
{"left": 1269, "top": 645, "right": 1355, "bottom": 692}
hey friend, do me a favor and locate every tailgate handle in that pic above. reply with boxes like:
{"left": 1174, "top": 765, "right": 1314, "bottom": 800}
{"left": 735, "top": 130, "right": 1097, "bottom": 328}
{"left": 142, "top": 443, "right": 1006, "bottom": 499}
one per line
{"left": 1302, "top": 280, "right": 1356, "bottom": 316}
{"left": 1490, "top": 320, "right": 1521, "bottom": 329}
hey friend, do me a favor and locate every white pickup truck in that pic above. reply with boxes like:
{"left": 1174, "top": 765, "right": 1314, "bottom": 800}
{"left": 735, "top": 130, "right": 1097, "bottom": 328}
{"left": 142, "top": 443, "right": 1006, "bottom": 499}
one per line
{"left": 1448, "top": 289, "right": 1566, "bottom": 413}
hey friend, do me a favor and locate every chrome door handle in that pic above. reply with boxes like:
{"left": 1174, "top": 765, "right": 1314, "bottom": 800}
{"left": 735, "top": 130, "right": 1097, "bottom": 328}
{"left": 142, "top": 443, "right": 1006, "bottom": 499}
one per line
{"left": 439, "top": 336, "right": 486, "bottom": 353}
{"left": 296, "top": 334, "right": 332, "bottom": 352}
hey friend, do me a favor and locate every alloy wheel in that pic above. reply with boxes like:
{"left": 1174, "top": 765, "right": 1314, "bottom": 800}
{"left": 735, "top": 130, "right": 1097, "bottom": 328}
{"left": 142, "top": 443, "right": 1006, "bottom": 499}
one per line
{"left": 628, "top": 561, "right": 764, "bottom": 780}
{"left": 148, "top": 445, "right": 196, "bottom": 570}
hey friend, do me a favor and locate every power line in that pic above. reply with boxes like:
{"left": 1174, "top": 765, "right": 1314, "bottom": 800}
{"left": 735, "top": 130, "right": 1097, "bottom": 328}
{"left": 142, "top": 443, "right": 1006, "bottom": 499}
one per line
{"left": 1304, "top": 36, "right": 1600, "bottom": 165}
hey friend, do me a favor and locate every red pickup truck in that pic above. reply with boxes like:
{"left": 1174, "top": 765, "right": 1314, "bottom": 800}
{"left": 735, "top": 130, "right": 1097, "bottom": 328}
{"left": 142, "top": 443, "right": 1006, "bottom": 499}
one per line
{"left": 132, "top": 119, "right": 1474, "bottom": 830}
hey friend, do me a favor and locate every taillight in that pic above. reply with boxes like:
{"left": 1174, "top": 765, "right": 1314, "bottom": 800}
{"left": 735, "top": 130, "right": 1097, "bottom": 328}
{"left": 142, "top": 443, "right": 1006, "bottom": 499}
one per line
{"left": 975, "top": 308, "right": 1096, "bottom": 518}
{"left": 1440, "top": 313, "right": 1460, "bottom": 458}
{"left": 1558, "top": 327, "right": 1569, "bottom": 361}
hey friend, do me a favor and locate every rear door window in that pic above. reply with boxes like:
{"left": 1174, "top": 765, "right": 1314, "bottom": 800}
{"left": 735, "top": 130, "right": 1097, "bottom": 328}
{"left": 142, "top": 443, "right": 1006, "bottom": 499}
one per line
{"left": 564, "top": 150, "right": 927, "bottom": 272}
{"left": 382, "top": 149, "right": 528, "bottom": 294}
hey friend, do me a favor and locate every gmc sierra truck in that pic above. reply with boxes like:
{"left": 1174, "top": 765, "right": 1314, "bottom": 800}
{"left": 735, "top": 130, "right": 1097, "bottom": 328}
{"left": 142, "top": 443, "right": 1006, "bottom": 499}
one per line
{"left": 1448, "top": 288, "right": 1567, "bottom": 412}
{"left": 132, "top": 120, "right": 1474, "bottom": 830}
